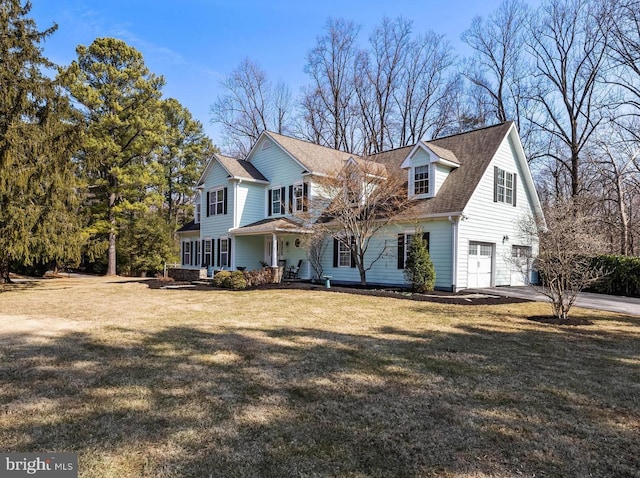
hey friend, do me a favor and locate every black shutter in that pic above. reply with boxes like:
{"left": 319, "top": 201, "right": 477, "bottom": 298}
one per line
{"left": 493, "top": 166, "right": 499, "bottom": 202}
{"left": 513, "top": 173, "right": 517, "bottom": 207}
{"left": 227, "top": 238, "right": 231, "bottom": 267}
{"left": 423, "top": 232, "right": 430, "bottom": 252}
{"left": 268, "top": 190, "right": 272, "bottom": 216}
{"left": 223, "top": 187, "right": 228, "bottom": 215}
{"left": 280, "top": 187, "right": 286, "bottom": 214}
{"left": 202, "top": 240, "right": 206, "bottom": 266}
{"left": 289, "top": 185, "right": 294, "bottom": 213}
{"left": 190, "top": 241, "right": 194, "bottom": 265}
{"left": 303, "top": 182, "right": 309, "bottom": 212}
{"left": 397, "top": 234, "right": 405, "bottom": 269}
{"left": 217, "top": 238, "right": 221, "bottom": 267}
{"left": 182, "top": 242, "right": 186, "bottom": 265}
{"left": 206, "top": 191, "right": 210, "bottom": 216}
{"left": 350, "top": 236, "right": 356, "bottom": 268}
{"left": 333, "top": 238, "right": 339, "bottom": 268}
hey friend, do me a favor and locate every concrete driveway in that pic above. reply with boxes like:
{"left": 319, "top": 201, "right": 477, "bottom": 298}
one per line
{"left": 467, "top": 286, "right": 640, "bottom": 317}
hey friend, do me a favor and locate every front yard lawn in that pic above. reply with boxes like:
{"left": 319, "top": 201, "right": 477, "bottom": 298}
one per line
{"left": 0, "top": 277, "right": 638, "bottom": 477}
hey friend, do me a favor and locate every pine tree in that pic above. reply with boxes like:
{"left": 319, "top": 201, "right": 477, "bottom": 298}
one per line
{"left": 404, "top": 227, "right": 436, "bottom": 292}
{"left": 64, "top": 37, "right": 165, "bottom": 275}
{"left": 0, "top": 0, "right": 84, "bottom": 282}
{"left": 159, "top": 98, "right": 215, "bottom": 228}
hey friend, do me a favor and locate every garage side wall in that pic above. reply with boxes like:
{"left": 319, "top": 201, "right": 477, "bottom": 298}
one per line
{"left": 457, "top": 134, "right": 539, "bottom": 290}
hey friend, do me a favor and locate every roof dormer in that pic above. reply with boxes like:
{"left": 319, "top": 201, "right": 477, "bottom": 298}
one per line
{"left": 401, "top": 142, "right": 459, "bottom": 199}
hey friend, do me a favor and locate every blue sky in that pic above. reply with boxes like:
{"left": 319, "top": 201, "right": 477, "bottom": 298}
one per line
{"left": 30, "top": 0, "right": 513, "bottom": 147}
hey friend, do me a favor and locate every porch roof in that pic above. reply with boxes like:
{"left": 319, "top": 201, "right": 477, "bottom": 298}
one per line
{"left": 230, "top": 217, "right": 312, "bottom": 236}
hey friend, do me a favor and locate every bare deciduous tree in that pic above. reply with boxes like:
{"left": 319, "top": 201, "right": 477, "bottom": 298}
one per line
{"left": 307, "top": 159, "right": 412, "bottom": 285}
{"left": 589, "top": 121, "right": 640, "bottom": 255}
{"left": 302, "top": 18, "right": 361, "bottom": 153}
{"left": 527, "top": 0, "right": 611, "bottom": 198}
{"left": 608, "top": 0, "right": 640, "bottom": 115}
{"left": 461, "top": 0, "right": 541, "bottom": 160}
{"left": 528, "top": 198, "right": 608, "bottom": 320}
{"left": 210, "top": 58, "right": 292, "bottom": 157}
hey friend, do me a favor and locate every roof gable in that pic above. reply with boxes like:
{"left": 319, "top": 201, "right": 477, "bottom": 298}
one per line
{"left": 261, "top": 131, "right": 357, "bottom": 176}
{"left": 197, "top": 153, "right": 268, "bottom": 187}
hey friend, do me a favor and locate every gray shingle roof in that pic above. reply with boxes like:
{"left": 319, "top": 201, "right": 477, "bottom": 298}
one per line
{"left": 373, "top": 122, "right": 514, "bottom": 218}
{"left": 217, "top": 154, "right": 268, "bottom": 182}
{"left": 266, "top": 132, "right": 361, "bottom": 176}
{"left": 176, "top": 220, "right": 200, "bottom": 233}
{"left": 230, "top": 217, "right": 311, "bottom": 235}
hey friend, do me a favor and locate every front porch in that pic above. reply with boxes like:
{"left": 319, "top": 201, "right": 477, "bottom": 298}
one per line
{"left": 230, "top": 217, "right": 313, "bottom": 280}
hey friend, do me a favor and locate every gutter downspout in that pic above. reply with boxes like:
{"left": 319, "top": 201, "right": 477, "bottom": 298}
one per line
{"left": 448, "top": 215, "right": 459, "bottom": 292}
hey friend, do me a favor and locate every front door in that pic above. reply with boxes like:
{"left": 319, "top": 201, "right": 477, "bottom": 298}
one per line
{"left": 468, "top": 242, "right": 493, "bottom": 288}
{"left": 264, "top": 237, "right": 283, "bottom": 265}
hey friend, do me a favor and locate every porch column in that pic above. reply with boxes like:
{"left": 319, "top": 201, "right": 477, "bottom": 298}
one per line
{"left": 271, "top": 233, "right": 278, "bottom": 267}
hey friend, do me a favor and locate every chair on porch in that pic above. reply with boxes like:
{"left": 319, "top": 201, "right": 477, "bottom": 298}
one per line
{"left": 285, "top": 259, "right": 303, "bottom": 280}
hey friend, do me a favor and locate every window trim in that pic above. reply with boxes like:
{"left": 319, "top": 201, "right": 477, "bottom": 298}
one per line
{"left": 494, "top": 166, "right": 517, "bottom": 206}
{"left": 409, "top": 163, "right": 433, "bottom": 199}
{"left": 219, "top": 237, "right": 230, "bottom": 268}
{"left": 271, "top": 187, "right": 282, "bottom": 215}
{"left": 292, "top": 182, "right": 304, "bottom": 212}
{"left": 337, "top": 240, "right": 351, "bottom": 268}
{"left": 183, "top": 241, "right": 191, "bottom": 266}
{"left": 413, "top": 165, "right": 430, "bottom": 196}
{"left": 208, "top": 187, "right": 227, "bottom": 216}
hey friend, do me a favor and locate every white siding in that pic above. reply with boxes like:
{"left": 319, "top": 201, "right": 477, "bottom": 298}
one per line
{"left": 457, "top": 133, "right": 539, "bottom": 289}
{"left": 434, "top": 163, "right": 450, "bottom": 195}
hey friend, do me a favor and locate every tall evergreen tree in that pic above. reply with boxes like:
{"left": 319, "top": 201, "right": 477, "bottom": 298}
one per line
{"left": 0, "top": 0, "right": 84, "bottom": 282}
{"left": 159, "top": 98, "right": 215, "bottom": 228}
{"left": 64, "top": 37, "right": 165, "bottom": 276}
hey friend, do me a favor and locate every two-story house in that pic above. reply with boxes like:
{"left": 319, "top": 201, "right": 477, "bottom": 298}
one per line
{"left": 176, "top": 121, "right": 543, "bottom": 291}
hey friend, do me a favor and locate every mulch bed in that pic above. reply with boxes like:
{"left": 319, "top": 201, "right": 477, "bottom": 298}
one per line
{"left": 149, "top": 279, "right": 531, "bottom": 306}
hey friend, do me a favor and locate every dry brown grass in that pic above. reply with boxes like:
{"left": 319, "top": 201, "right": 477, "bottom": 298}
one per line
{"left": 0, "top": 276, "right": 638, "bottom": 477}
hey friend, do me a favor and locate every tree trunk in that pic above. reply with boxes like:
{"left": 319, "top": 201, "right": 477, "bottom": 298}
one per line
{"left": 107, "top": 192, "right": 117, "bottom": 276}
{"left": 0, "top": 258, "right": 12, "bottom": 284}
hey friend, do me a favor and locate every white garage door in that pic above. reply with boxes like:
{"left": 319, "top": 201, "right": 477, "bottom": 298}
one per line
{"left": 510, "top": 245, "right": 532, "bottom": 286}
{"left": 468, "top": 242, "right": 493, "bottom": 288}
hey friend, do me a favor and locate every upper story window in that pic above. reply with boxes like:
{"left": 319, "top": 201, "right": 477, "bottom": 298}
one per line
{"left": 292, "top": 183, "right": 304, "bottom": 212}
{"left": 494, "top": 167, "right": 517, "bottom": 206}
{"left": 269, "top": 187, "right": 285, "bottom": 216}
{"left": 207, "top": 187, "right": 227, "bottom": 216}
{"left": 195, "top": 203, "right": 201, "bottom": 223}
{"left": 414, "top": 165, "right": 430, "bottom": 196}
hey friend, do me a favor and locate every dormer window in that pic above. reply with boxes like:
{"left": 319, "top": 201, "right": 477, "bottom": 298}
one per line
{"left": 409, "top": 163, "right": 433, "bottom": 199}
{"left": 414, "top": 165, "right": 430, "bottom": 195}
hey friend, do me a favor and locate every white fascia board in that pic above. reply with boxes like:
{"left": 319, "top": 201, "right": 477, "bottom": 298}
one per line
{"left": 506, "top": 124, "right": 546, "bottom": 228}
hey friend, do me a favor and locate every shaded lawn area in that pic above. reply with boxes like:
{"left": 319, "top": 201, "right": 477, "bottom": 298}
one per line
{"left": 0, "top": 277, "right": 638, "bottom": 477}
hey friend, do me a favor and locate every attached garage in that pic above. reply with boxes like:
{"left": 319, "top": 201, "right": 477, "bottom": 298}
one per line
{"left": 467, "top": 242, "right": 493, "bottom": 288}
